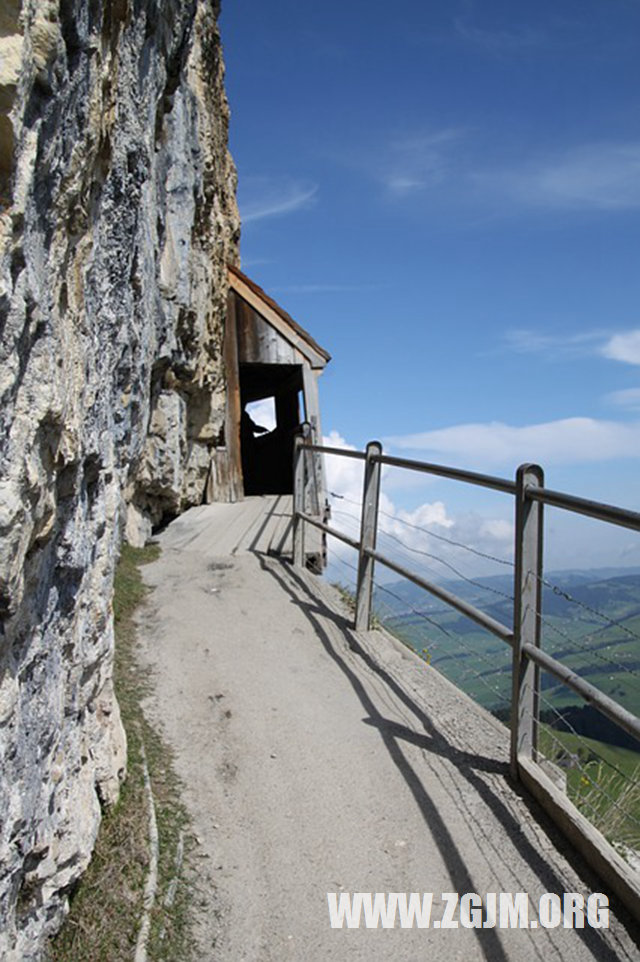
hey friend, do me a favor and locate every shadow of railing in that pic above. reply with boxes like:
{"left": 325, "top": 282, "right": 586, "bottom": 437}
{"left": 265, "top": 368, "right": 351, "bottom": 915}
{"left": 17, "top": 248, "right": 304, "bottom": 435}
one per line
{"left": 259, "top": 553, "right": 640, "bottom": 956}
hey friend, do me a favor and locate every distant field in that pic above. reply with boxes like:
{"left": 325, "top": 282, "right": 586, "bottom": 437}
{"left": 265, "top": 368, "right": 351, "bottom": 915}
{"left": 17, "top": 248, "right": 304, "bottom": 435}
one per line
{"left": 378, "top": 569, "right": 640, "bottom": 723}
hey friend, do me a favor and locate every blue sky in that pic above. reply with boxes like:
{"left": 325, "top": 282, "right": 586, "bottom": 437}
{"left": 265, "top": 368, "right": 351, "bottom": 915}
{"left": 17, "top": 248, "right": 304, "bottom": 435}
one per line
{"left": 221, "top": 0, "right": 640, "bottom": 573}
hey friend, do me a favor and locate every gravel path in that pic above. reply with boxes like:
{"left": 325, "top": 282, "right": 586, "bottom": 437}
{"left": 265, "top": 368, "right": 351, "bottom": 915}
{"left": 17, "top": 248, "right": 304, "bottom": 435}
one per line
{"left": 135, "top": 508, "right": 640, "bottom": 961}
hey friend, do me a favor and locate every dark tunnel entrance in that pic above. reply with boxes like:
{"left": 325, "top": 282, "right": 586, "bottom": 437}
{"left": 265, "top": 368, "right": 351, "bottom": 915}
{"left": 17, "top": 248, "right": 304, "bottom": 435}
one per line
{"left": 239, "top": 363, "right": 303, "bottom": 495}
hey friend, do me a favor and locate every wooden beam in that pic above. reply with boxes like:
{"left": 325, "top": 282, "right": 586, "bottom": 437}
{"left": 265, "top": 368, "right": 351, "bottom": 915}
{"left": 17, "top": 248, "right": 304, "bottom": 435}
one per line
{"left": 519, "top": 755, "right": 640, "bottom": 921}
{"left": 302, "top": 364, "right": 326, "bottom": 515}
{"left": 221, "top": 288, "right": 243, "bottom": 501}
{"left": 302, "top": 365, "right": 322, "bottom": 437}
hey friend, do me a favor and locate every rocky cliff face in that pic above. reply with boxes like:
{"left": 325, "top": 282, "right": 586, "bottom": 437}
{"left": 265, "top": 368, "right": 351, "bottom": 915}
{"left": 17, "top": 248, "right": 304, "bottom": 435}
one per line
{"left": 0, "top": 1, "right": 239, "bottom": 956}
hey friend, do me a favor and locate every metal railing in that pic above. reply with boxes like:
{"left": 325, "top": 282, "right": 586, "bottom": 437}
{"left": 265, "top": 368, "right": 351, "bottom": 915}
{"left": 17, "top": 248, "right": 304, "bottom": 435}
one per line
{"left": 292, "top": 430, "right": 640, "bottom": 917}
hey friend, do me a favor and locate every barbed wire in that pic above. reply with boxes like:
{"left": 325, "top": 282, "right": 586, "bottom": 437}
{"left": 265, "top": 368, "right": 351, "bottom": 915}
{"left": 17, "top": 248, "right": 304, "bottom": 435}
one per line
{"left": 326, "top": 493, "right": 640, "bottom": 689}
{"left": 329, "top": 490, "right": 515, "bottom": 568}
{"left": 537, "top": 610, "right": 640, "bottom": 694}
{"left": 325, "top": 555, "right": 507, "bottom": 721}
{"left": 374, "top": 579, "right": 511, "bottom": 709}
{"left": 328, "top": 552, "right": 445, "bottom": 654}
{"left": 329, "top": 505, "right": 514, "bottom": 608}
{"left": 329, "top": 553, "right": 507, "bottom": 698}
{"left": 329, "top": 487, "right": 640, "bottom": 644}
{"left": 329, "top": 509, "right": 481, "bottom": 617}
{"left": 376, "top": 526, "right": 514, "bottom": 602}
{"left": 534, "top": 570, "right": 640, "bottom": 647}
{"left": 374, "top": 579, "right": 454, "bottom": 640}
{"left": 324, "top": 490, "right": 640, "bottom": 727}
{"left": 536, "top": 709, "right": 636, "bottom": 818}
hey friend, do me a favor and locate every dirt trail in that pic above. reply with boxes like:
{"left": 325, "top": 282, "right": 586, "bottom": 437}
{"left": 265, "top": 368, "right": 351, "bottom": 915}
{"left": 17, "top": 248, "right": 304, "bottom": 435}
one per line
{"left": 135, "top": 504, "right": 639, "bottom": 961}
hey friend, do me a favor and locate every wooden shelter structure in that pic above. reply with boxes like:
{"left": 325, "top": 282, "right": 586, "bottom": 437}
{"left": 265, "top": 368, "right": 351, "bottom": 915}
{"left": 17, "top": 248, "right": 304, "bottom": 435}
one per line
{"left": 208, "top": 265, "right": 330, "bottom": 516}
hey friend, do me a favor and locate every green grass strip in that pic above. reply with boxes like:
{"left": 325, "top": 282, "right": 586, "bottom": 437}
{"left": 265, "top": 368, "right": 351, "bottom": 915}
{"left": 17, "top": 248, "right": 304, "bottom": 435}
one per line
{"left": 47, "top": 544, "right": 196, "bottom": 962}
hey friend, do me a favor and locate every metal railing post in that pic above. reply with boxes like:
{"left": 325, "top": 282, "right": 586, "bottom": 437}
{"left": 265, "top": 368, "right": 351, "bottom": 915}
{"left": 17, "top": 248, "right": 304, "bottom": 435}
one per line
{"left": 293, "top": 423, "right": 310, "bottom": 567}
{"left": 510, "top": 463, "right": 544, "bottom": 780}
{"left": 355, "top": 441, "right": 382, "bottom": 631}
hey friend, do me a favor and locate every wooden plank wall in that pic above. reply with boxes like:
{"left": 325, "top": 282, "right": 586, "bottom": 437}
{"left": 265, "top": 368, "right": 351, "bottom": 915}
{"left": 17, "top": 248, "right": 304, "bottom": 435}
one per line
{"left": 236, "top": 296, "right": 299, "bottom": 365}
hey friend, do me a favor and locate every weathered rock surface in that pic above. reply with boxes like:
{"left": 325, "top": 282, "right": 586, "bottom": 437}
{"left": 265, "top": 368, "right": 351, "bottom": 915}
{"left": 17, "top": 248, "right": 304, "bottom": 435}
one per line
{"left": 0, "top": 0, "right": 239, "bottom": 957}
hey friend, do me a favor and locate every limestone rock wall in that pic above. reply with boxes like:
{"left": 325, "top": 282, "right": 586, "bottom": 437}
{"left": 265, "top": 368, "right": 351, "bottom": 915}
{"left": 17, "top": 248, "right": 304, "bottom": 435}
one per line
{"left": 0, "top": 1, "right": 239, "bottom": 956}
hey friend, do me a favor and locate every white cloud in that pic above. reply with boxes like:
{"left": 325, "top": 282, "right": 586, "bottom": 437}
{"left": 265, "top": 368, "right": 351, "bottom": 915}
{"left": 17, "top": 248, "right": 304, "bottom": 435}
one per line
{"left": 321, "top": 431, "right": 365, "bottom": 577}
{"left": 239, "top": 256, "right": 273, "bottom": 268}
{"left": 240, "top": 178, "right": 318, "bottom": 224}
{"left": 245, "top": 398, "right": 276, "bottom": 432}
{"left": 322, "top": 430, "right": 514, "bottom": 584}
{"left": 322, "top": 430, "right": 364, "bottom": 496}
{"left": 374, "top": 501, "right": 515, "bottom": 586}
{"left": 601, "top": 330, "right": 640, "bottom": 365}
{"left": 392, "top": 501, "right": 453, "bottom": 531}
{"left": 386, "top": 417, "right": 640, "bottom": 468}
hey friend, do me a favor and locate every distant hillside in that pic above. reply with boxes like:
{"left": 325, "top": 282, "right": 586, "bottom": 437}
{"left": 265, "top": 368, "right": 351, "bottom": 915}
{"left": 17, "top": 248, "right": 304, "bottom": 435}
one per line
{"left": 378, "top": 566, "right": 640, "bottom": 615}
{"left": 376, "top": 568, "right": 640, "bottom": 746}
{"left": 378, "top": 568, "right": 640, "bottom": 629}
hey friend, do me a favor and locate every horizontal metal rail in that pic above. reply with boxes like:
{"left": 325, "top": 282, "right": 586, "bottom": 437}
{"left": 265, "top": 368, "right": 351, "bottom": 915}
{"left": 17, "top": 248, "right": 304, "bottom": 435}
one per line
{"left": 375, "top": 453, "right": 517, "bottom": 494}
{"left": 298, "top": 511, "right": 361, "bottom": 552}
{"left": 526, "top": 485, "right": 640, "bottom": 532}
{"left": 304, "top": 443, "right": 366, "bottom": 461}
{"left": 366, "top": 548, "right": 514, "bottom": 645}
{"left": 522, "top": 643, "right": 640, "bottom": 745}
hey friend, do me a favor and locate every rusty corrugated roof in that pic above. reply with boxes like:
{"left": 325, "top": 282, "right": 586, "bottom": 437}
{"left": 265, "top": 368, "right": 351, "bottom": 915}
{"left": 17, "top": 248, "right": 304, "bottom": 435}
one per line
{"left": 228, "top": 264, "right": 331, "bottom": 364}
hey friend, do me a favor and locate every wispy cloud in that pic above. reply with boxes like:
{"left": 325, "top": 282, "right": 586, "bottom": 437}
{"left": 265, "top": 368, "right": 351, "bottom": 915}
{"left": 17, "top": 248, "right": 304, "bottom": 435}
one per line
{"left": 454, "top": 16, "right": 547, "bottom": 53}
{"left": 386, "top": 176, "right": 428, "bottom": 195}
{"left": 354, "top": 130, "right": 640, "bottom": 216}
{"left": 605, "top": 388, "right": 640, "bottom": 411}
{"left": 270, "top": 282, "right": 384, "bottom": 295}
{"left": 239, "top": 256, "right": 274, "bottom": 269}
{"left": 503, "top": 328, "right": 606, "bottom": 358}
{"left": 478, "top": 142, "right": 640, "bottom": 211}
{"left": 499, "top": 326, "right": 640, "bottom": 368}
{"left": 386, "top": 417, "right": 640, "bottom": 468}
{"left": 239, "top": 177, "right": 318, "bottom": 224}
{"left": 601, "top": 329, "right": 640, "bottom": 365}
{"left": 376, "top": 128, "right": 467, "bottom": 197}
